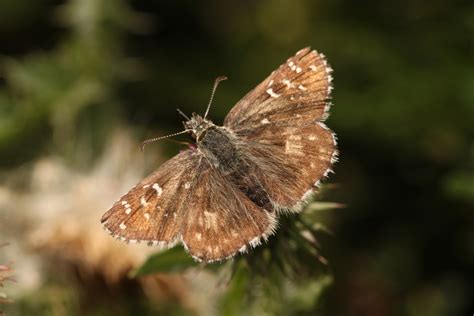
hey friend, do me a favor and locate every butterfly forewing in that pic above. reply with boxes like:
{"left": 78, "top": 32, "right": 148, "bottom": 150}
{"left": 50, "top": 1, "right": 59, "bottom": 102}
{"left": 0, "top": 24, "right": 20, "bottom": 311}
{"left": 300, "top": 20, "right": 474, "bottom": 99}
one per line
{"left": 224, "top": 47, "right": 333, "bottom": 129}
{"left": 101, "top": 150, "right": 200, "bottom": 246}
{"left": 224, "top": 47, "right": 337, "bottom": 209}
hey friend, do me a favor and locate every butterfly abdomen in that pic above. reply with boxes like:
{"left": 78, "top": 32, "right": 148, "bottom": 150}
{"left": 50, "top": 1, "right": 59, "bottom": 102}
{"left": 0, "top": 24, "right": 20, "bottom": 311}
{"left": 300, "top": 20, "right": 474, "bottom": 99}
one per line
{"left": 199, "top": 126, "right": 273, "bottom": 211}
{"left": 198, "top": 126, "right": 239, "bottom": 170}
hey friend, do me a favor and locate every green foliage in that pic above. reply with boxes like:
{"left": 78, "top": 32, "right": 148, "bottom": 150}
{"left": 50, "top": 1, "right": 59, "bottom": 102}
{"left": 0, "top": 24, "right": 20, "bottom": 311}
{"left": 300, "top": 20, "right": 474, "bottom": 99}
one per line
{"left": 0, "top": 243, "right": 14, "bottom": 312}
{"left": 132, "top": 199, "right": 335, "bottom": 315}
{"left": 132, "top": 246, "right": 199, "bottom": 276}
{"left": 444, "top": 145, "right": 474, "bottom": 204}
{"left": 0, "top": 0, "right": 143, "bottom": 167}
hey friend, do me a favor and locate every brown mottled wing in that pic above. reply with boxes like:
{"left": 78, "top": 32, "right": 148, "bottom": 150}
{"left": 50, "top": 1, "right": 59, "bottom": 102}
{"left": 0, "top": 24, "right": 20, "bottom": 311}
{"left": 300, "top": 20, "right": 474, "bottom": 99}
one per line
{"left": 101, "top": 148, "right": 277, "bottom": 262}
{"left": 224, "top": 47, "right": 337, "bottom": 210}
{"left": 224, "top": 47, "right": 333, "bottom": 129}
{"left": 235, "top": 122, "right": 337, "bottom": 210}
{"left": 181, "top": 165, "right": 277, "bottom": 262}
{"left": 101, "top": 149, "right": 200, "bottom": 246}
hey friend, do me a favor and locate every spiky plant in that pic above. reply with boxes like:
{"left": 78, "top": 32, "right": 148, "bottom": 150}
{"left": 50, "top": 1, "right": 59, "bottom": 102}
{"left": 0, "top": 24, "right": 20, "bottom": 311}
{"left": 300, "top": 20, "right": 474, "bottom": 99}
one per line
{"left": 0, "top": 243, "right": 14, "bottom": 310}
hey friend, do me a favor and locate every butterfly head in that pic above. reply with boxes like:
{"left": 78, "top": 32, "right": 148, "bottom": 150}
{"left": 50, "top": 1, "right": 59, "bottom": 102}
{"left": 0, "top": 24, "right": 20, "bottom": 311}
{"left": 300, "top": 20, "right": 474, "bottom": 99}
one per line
{"left": 184, "top": 113, "right": 214, "bottom": 140}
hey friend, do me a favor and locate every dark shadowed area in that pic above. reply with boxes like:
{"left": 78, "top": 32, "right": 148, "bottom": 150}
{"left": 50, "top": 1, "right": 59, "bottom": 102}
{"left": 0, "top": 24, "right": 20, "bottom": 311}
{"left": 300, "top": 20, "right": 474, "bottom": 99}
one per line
{"left": 0, "top": 0, "right": 472, "bottom": 315}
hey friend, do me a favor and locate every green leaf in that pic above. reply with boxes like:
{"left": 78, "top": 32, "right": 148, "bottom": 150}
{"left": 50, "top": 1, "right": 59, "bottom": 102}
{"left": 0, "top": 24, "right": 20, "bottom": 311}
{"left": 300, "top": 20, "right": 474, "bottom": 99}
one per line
{"left": 131, "top": 246, "right": 199, "bottom": 277}
{"left": 218, "top": 261, "right": 250, "bottom": 316}
{"left": 305, "top": 202, "right": 345, "bottom": 213}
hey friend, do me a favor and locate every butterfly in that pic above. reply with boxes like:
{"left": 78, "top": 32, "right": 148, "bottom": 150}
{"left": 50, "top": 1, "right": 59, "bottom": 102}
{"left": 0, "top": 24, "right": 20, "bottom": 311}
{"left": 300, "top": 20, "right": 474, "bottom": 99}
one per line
{"left": 101, "top": 47, "right": 338, "bottom": 263}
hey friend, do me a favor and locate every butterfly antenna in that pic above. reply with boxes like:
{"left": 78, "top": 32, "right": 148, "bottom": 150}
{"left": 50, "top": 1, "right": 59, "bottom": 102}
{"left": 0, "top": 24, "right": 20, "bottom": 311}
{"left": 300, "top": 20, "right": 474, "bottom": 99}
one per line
{"left": 203, "top": 76, "right": 227, "bottom": 119}
{"left": 177, "top": 108, "right": 190, "bottom": 120}
{"left": 140, "top": 130, "right": 191, "bottom": 151}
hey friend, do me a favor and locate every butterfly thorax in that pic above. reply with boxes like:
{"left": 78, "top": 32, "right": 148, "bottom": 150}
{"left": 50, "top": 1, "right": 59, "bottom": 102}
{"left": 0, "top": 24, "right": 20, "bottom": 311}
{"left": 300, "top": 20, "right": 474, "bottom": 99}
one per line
{"left": 185, "top": 114, "right": 241, "bottom": 172}
{"left": 183, "top": 114, "right": 215, "bottom": 141}
{"left": 196, "top": 123, "right": 274, "bottom": 211}
{"left": 185, "top": 114, "right": 242, "bottom": 172}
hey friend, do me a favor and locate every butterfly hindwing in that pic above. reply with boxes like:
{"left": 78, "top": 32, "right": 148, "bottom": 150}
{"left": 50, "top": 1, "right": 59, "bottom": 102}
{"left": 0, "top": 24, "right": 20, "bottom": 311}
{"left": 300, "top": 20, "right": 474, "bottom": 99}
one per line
{"left": 102, "top": 147, "right": 277, "bottom": 261}
{"left": 235, "top": 122, "right": 337, "bottom": 210}
{"left": 181, "top": 165, "right": 277, "bottom": 262}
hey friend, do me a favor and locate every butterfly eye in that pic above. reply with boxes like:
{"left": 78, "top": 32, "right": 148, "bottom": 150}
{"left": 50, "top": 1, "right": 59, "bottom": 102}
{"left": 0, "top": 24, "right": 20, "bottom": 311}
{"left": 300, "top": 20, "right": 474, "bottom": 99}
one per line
{"left": 194, "top": 124, "right": 208, "bottom": 140}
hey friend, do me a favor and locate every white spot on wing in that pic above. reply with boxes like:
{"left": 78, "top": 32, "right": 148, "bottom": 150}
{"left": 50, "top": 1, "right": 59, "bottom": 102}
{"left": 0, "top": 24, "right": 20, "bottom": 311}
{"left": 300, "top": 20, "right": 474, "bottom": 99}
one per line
{"left": 282, "top": 79, "right": 292, "bottom": 88}
{"left": 140, "top": 197, "right": 148, "bottom": 207}
{"left": 260, "top": 118, "right": 270, "bottom": 124}
{"left": 285, "top": 140, "right": 304, "bottom": 155}
{"left": 317, "top": 122, "right": 329, "bottom": 130}
{"left": 331, "top": 133, "right": 338, "bottom": 146}
{"left": 144, "top": 212, "right": 150, "bottom": 220}
{"left": 119, "top": 222, "right": 126, "bottom": 230}
{"left": 152, "top": 183, "right": 163, "bottom": 196}
{"left": 323, "top": 168, "right": 334, "bottom": 177}
{"left": 266, "top": 88, "right": 280, "bottom": 98}
{"left": 309, "top": 65, "right": 317, "bottom": 71}
{"left": 125, "top": 207, "right": 132, "bottom": 215}
{"left": 204, "top": 211, "right": 218, "bottom": 230}
{"left": 324, "top": 103, "right": 331, "bottom": 113}
{"left": 296, "top": 67, "right": 302, "bottom": 73}
{"left": 298, "top": 84, "right": 307, "bottom": 91}
{"left": 184, "top": 182, "right": 191, "bottom": 189}
{"left": 249, "top": 237, "right": 261, "bottom": 248}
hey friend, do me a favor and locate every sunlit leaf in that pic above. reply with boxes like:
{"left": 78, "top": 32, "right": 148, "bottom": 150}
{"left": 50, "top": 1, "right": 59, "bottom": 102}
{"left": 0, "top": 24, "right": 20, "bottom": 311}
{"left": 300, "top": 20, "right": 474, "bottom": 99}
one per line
{"left": 305, "top": 202, "right": 345, "bottom": 213}
{"left": 131, "top": 246, "right": 198, "bottom": 277}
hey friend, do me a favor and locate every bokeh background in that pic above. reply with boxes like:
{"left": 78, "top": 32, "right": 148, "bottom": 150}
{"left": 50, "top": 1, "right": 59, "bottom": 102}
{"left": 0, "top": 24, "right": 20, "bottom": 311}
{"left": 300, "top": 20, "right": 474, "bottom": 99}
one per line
{"left": 0, "top": 0, "right": 473, "bottom": 315}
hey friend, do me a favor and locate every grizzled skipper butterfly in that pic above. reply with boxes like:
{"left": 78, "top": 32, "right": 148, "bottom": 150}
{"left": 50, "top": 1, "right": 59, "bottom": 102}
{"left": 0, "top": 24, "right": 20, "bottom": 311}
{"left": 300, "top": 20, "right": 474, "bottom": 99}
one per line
{"left": 101, "top": 47, "right": 338, "bottom": 263}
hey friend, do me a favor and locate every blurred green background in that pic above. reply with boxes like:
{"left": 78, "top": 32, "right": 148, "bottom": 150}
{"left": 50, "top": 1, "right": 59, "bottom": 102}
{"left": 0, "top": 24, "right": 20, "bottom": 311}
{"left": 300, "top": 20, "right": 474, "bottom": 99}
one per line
{"left": 0, "top": 0, "right": 473, "bottom": 315}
